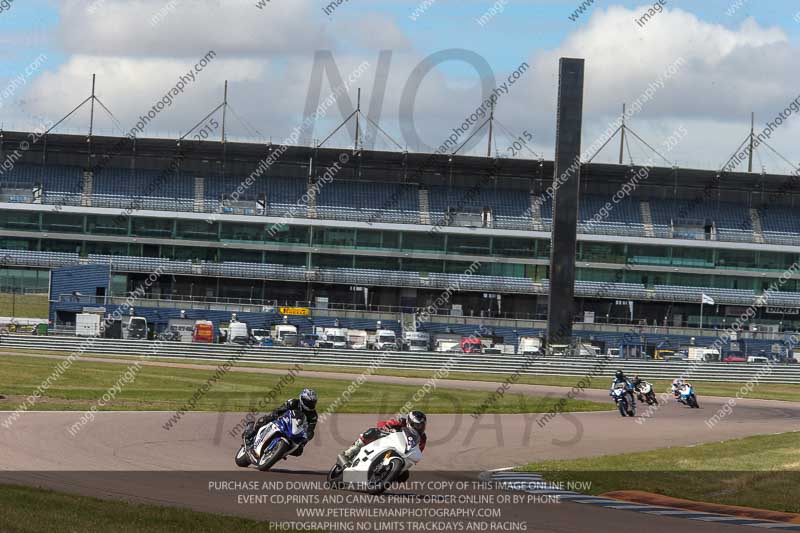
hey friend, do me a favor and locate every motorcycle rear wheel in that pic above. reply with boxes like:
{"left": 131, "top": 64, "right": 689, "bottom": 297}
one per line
{"left": 617, "top": 401, "right": 627, "bottom": 417}
{"left": 257, "top": 439, "right": 291, "bottom": 471}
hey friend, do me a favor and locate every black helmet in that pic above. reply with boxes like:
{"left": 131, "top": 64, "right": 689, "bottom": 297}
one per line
{"left": 407, "top": 410, "right": 427, "bottom": 434}
{"left": 299, "top": 389, "right": 317, "bottom": 411}
{"left": 615, "top": 370, "right": 624, "bottom": 380}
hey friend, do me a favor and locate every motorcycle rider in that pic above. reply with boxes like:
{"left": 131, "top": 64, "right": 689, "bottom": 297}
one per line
{"left": 671, "top": 378, "right": 684, "bottom": 397}
{"left": 610, "top": 369, "right": 636, "bottom": 406}
{"left": 338, "top": 410, "right": 427, "bottom": 466}
{"left": 243, "top": 389, "right": 318, "bottom": 457}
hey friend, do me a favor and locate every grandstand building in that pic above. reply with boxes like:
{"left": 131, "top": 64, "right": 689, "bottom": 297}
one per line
{"left": 1, "top": 130, "right": 799, "bottom": 355}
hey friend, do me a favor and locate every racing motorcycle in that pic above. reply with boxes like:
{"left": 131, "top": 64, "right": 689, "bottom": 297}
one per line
{"left": 327, "top": 427, "right": 423, "bottom": 495}
{"left": 676, "top": 383, "right": 700, "bottom": 408}
{"left": 635, "top": 381, "right": 658, "bottom": 406}
{"left": 611, "top": 383, "right": 636, "bottom": 417}
{"left": 235, "top": 411, "right": 308, "bottom": 471}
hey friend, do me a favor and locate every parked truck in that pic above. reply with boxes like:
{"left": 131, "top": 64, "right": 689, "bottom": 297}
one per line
{"left": 403, "top": 331, "right": 430, "bottom": 352}
{"left": 517, "top": 336, "right": 543, "bottom": 356}
{"left": 122, "top": 316, "right": 148, "bottom": 340}
{"left": 321, "top": 327, "right": 348, "bottom": 349}
{"left": 433, "top": 333, "right": 462, "bottom": 352}
{"left": 76, "top": 313, "right": 102, "bottom": 337}
{"left": 166, "top": 318, "right": 195, "bottom": 343}
{"left": 347, "top": 329, "right": 369, "bottom": 350}
{"left": 687, "top": 346, "right": 720, "bottom": 362}
{"left": 270, "top": 323, "right": 298, "bottom": 347}
{"left": 192, "top": 320, "right": 214, "bottom": 343}
{"left": 460, "top": 337, "right": 483, "bottom": 353}
{"left": 227, "top": 320, "right": 250, "bottom": 345}
{"left": 372, "top": 328, "right": 398, "bottom": 351}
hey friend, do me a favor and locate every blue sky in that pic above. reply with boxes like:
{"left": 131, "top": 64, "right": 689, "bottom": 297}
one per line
{"left": 2, "top": 0, "right": 800, "bottom": 171}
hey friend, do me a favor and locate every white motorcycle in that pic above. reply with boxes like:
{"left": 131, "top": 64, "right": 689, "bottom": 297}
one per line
{"left": 327, "top": 428, "right": 423, "bottom": 494}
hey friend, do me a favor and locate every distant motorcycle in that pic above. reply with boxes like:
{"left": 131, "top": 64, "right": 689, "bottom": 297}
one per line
{"left": 676, "top": 383, "right": 700, "bottom": 408}
{"left": 235, "top": 411, "right": 308, "bottom": 471}
{"left": 611, "top": 383, "right": 635, "bottom": 417}
{"left": 635, "top": 381, "right": 658, "bottom": 406}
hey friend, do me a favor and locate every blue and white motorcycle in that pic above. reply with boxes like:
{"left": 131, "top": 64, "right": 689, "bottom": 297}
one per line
{"left": 235, "top": 411, "right": 309, "bottom": 471}
{"left": 611, "top": 383, "right": 636, "bottom": 417}
{"left": 677, "top": 383, "right": 700, "bottom": 409}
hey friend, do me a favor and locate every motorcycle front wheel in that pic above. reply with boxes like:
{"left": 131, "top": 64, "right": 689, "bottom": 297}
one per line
{"left": 235, "top": 445, "right": 251, "bottom": 468}
{"left": 367, "top": 459, "right": 404, "bottom": 495}
{"left": 327, "top": 463, "right": 344, "bottom": 489}
{"left": 257, "top": 439, "right": 291, "bottom": 471}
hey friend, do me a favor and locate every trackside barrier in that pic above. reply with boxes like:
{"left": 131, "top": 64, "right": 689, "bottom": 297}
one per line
{"left": 2, "top": 335, "right": 800, "bottom": 384}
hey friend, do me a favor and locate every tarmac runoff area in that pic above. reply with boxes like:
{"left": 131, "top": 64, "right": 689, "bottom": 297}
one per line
{"left": 1, "top": 356, "right": 800, "bottom": 532}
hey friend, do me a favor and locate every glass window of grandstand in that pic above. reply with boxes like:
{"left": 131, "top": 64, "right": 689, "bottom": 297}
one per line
{"left": 41, "top": 212, "right": 83, "bottom": 233}
{"left": 0, "top": 210, "right": 38, "bottom": 231}
{"left": 758, "top": 252, "right": 796, "bottom": 272}
{"left": 0, "top": 268, "right": 48, "bottom": 293}
{"left": 628, "top": 244, "right": 669, "bottom": 266}
{"left": 354, "top": 256, "right": 400, "bottom": 270}
{"left": 132, "top": 217, "right": 174, "bottom": 238}
{"left": 578, "top": 242, "right": 625, "bottom": 264}
{"left": 446, "top": 235, "right": 490, "bottom": 256}
{"left": 41, "top": 240, "right": 81, "bottom": 253}
{"left": 221, "top": 249, "right": 263, "bottom": 263}
{"left": 402, "top": 258, "right": 444, "bottom": 274}
{"left": 716, "top": 249, "right": 757, "bottom": 270}
{"left": 265, "top": 224, "right": 308, "bottom": 245}
{"left": 86, "top": 241, "right": 129, "bottom": 256}
{"left": 355, "top": 230, "right": 399, "bottom": 250}
{"left": 171, "top": 246, "right": 216, "bottom": 262}
{"left": 86, "top": 215, "right": 128, "bottom": 236}
{"left": 536, "top": 240, "right": 550, "bottom": 259}
{"left": 220, "top": 222, "right": 262, "bottom": 242}
{"left": 0, "top": 237, "right": 34, "bottom": 250}
{"left": 313, "top": 227, "right": 355, "bottom": 247}
{"left": 266, "top": 252, "right": 306, "bottom": 266}
{"left": 493, "top": 237, "right": 535, "bottom": 258}
{"left": 401, "top": 232, "right": 443, "bottom": 252}
{"left": 670, "top": 246, "right": 713, "bottom": 268}
{"left": 711, "top": 276, "right": 755, "bottom": 291}
{"left": 312, "top": 254, "right": 353, "bottom": 268}
{"left": 176, "top": 219, "right": 218, "bottom": 241}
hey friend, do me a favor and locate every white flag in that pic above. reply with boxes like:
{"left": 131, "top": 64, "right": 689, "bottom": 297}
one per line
{"left": 701, "top": 293, "right": 715, "bottom": 305}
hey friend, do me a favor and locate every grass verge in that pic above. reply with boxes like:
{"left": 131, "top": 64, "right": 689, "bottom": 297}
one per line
{"left": 5, "top": 347, "right": 800, "bottom": 402}
{"left": 517, "top": 431, "right": 800, "bottom": 513}
{"left": 0, "top": 483, "right": 298, "bottom": 533}
{"left": 0, "top": 355, "right": 609, "bottom": 415}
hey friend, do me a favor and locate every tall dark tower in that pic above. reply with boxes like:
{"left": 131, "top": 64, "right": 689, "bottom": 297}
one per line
{"left": 547, "top": 58, "right": 585, "bottom": 348}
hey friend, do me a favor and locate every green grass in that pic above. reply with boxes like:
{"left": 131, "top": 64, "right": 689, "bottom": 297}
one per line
{"left": 9, "top": 347, "right": 800, "bottom": 403}
{"left": 0, "top": 293, "right": 48, "bottom": 319}
{"left": 0, "top": 483, "right": 302, "bottom": 533}
{"left": 518, "top": 432, "right": 800, "bottom": 513}
{"left": 0, "top": 355, "right": 609, "bottom": 415}
{"left": 6, "top": 347, "right": 800, "bottom": 403}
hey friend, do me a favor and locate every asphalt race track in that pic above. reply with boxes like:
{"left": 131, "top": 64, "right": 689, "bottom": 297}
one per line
{"left": 2, "top": 372, "right": 800, "bottom": 533}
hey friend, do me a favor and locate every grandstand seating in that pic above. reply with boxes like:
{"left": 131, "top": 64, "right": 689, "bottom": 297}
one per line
{"left": 6, "top": 164, "right": 800, "bottom": 247}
